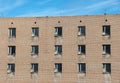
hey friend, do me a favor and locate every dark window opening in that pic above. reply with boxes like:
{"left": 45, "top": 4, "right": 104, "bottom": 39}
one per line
{"left": 8, "top": 46, "right": 16, "bottom": 55}
{"left": 31, "top": 63, "right": 38, "bottom": 73}
{"left": 103, "top": 63, "right": 111, "bottom": 74}
{"left": 78, "top": 45, "right": 86, "bottom": 54}
{"left": 32, "top": 46, "right": 39, "bottom": 55}
{"left": 55, "top": 45, "right": 62, "bottom": 55}
{"left": 7, "top": 64, "right": 15, "bottom": 74}
{"left": 78, "top": 63, "right": 86, "bottom": 73}
{"left": 9, "top": 28, "right": 16, "bottom": 37}
{"left": 102, "top": 25, "right": 110, "bottom": 36}
{"left": 78, "top": 26, "right": 85, "bottom": 36}
{"left": 55, "top": 27, "right": 62, "bottom": 36}
{"left": 103, "top": 45, "right": 111, "bottom": 55}
{"left": 32, "top": 27, "right": 39, "bottom": 37}
{"left": 54, "top": 63, "right": 62, "bottom": 73}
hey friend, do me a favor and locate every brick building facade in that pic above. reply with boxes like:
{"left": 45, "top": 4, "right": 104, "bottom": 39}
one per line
{"left": 0, "top": 14, "right": 120, "bottom": 83}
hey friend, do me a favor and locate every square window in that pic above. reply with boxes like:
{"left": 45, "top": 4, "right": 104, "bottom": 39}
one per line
{"left": 78, "top": 26, "right": 85, "bottom": 36}
{"left": 102, "top": 25, "right": 110, "bottom": 36}
{"left": 32, "top": 27, "right": 39, "bottom": 37}
{"left": 9, "top": 28, "right": 16, "bottom": 37}
{"left": 31, "top": 63, "right": 38, "bottom": 73}
{"left": 31, "top": 46, "right": 39, "bottom": 55}
{"left": 54, "top": 27, "right": 62, "bottom": 36}
{"left": 8, "top": 46, "right": 16, "bottom": 55}
{"left": 55, "top": 45, "right": 62, "bottom": 55}
{"left": 103, "top": 63, "right": 111, "bottom": 74}
{"left": 78, "top": 45, "right": 86, "bottom": 55}
{"left": 7, "top": 64, "right": 15, "bottom": 74}
{"left": 54, "top": 63, "right": 62, "bottom": 73}
{"left": 102, "top": 45, "right": 111, "bottom": 55}
{"left": 78, "top": 63, "right": 86, "bottom": 73}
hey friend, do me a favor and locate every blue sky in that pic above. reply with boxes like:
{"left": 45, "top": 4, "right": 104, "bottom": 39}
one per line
{"left": 0, "top": 0, "right": 120, "bottom": 17}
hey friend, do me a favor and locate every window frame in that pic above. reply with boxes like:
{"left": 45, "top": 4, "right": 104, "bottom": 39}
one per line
{"left": 54, "top": 63, "right": 62, "bottom": 73}
{"left": 78, "top": 45, "right": 86, "bottom": 55}
{"left": 78, "top": 26, "right": 86, "bottom": 36}
{"left": 103, "top": 63, "right": 111, "bottom": 74}
{"left": 78, "top": 63, "right": 86, "bottom": 73}
{"left": 102, "top": 25, "right": 110, "bottom": 36}
{"left": 31, "top": 63, "right": 38, "bottom": 73}
{"left": 7, "top": 64, "right": 15, "bottom": 74}
{"left": 32, "top": 27, "right": 39, "bottom": 37}
{"left": 55, "top": 45, "right": 62, "bottom": 55}
{"left": 8, "top": 46, "right": 16, "bottom": 55}
{"left": 54, "top": 27, "right": 62, "bottom": 36}
{"left": 31, "top": 45, "right": 39, "bottom": 55}
{"left": 102, "top": 44, "right": 111, "bottom": 55}
{"left": 9, "top": 28, "right": 16, "bottom": 38}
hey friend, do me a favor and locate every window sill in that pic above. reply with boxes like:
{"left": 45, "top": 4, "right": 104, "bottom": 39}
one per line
{"left": 54, "top": 72, "right": 62, "bottom": 74}
{"left": 54, "top": 35, "right": 62, "bottom": 37}
{"left": 78, "top": 53, "right": 85, "bottom": 55}
{"left": 7, "top": 72, "right": 15, "bottom": 76}
{"left": 31, "top": 36, "right": 39, "bottom": 37}
{"left": 102, "top": 53, "right": 110, "bottom": 56}
{"left": 9, "top": 36, "right": 16, "bottom": 38}
{"left": 55, "top": 53, "right": 62, "bottom": 56}
{"left": 31, "top": 53, "right": 38, "bottom": 55}
{"left": 8, "top": 54, "right": 16, "bottom": 57}
{"left": 78, "top": 34, "right": 85, "bottom": 36}
{"left": 31, "top": 72, "right": 38, "bottom": 74}
{"left": 78, "top": 72, "right": 86, "bottom": 74}
{"left": 102, "top": 34, "right": 110, "bottom": 36}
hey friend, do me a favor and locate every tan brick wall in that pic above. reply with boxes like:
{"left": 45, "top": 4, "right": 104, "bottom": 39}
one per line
{"left": 0, "top": 14, "right": 120, "bottom": 83}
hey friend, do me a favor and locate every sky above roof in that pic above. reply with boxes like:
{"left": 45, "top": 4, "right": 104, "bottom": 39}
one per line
{"left": 0, "top": 0, "right": 120, "bottom": 17}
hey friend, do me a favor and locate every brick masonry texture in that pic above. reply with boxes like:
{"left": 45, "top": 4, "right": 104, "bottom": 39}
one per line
{"left": 0, "top": 14, "right": 120, "bottom": 83}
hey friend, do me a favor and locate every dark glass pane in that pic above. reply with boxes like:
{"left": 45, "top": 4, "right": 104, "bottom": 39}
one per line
{"left": 35, "top": 46, "right": 38, "bottom": 54}
{"left": 58, "top": 27, "right": 62, "bottom": 36}
{"left": 35, "top": 28, "right": 39, "bottom": 36}
{"left": 106, "top": 64, "right": 111, "bottom": 73}
{"left": 12, "top": 29, "right": 16, "bottom": 37}
{"left": 106, "top": 45, "right": 110, "bottom": 54}
{"left": 10, "top": 64, "right": 15, "bottom": 72}
{"left": 81, "top": 64, "right": 86, "bottom": 73}
{"left": 34, "top": 64, "right": 38, "bottom": 72}
{"left": 106, "top": 27, "right": 110, "bottom": 35}
{"left": 12, "top": 46, "right": 16, "bottom": 54}
{"left": 81, "top": 45, "right": 85, "bottom": 54}
{"left": 58, "top": 46, "right": 62, "bottom": 54}
{"left": 58, "top": 64, "right": 62, "bottom": 72}
{"left": 81, "top": 27, "right": 85, "bottom": 35}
